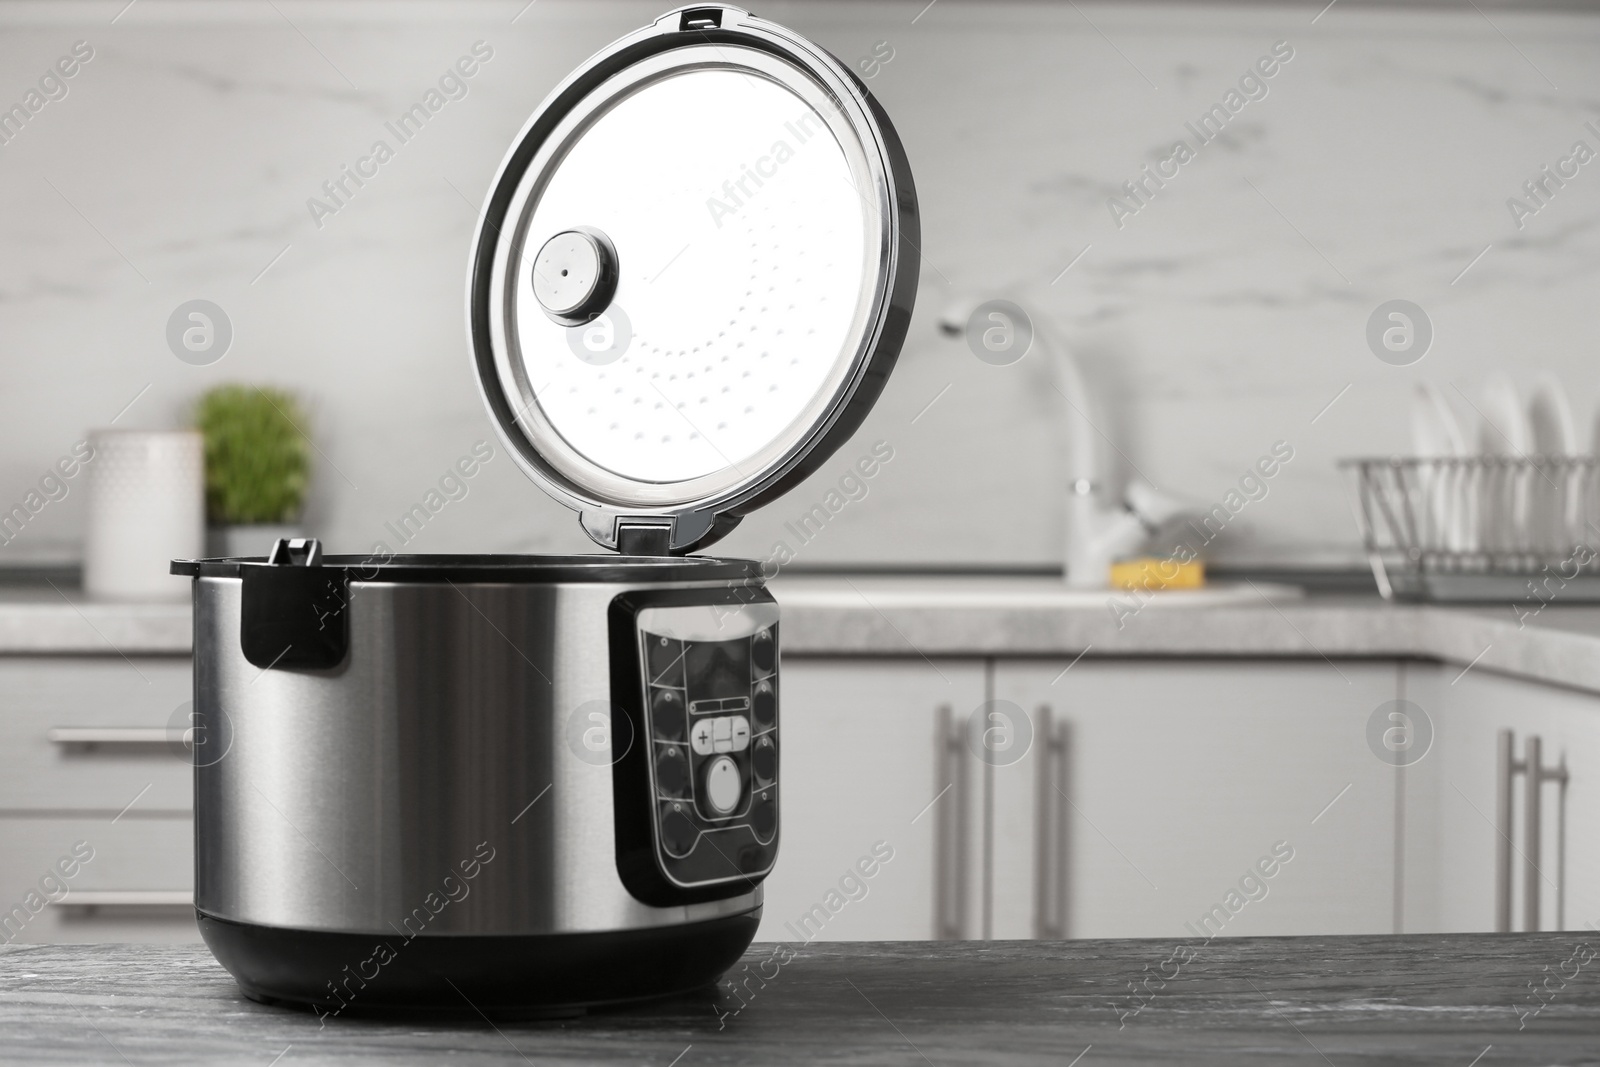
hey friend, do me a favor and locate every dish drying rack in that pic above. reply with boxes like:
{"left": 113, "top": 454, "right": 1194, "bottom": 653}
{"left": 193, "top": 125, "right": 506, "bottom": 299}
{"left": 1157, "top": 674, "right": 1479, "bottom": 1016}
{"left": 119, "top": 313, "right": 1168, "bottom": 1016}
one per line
{"left": 1341, "top": 456, "right": 1600, "bottom": 602}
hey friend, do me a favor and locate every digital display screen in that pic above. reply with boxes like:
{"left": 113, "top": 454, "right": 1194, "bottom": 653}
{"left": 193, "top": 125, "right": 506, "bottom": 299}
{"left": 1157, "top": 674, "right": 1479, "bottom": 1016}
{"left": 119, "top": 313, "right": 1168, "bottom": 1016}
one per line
{"left": 685, "top": 639, "right": 750, "bottom": 699}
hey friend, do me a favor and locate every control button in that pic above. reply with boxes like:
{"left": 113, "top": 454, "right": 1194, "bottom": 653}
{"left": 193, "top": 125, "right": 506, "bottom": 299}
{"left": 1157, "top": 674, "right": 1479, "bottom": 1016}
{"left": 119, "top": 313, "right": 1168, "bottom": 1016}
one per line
{"left": 693, "top": 696, "right": 749, "bottom": 716}
{"left": 661, "top": 806, "right": 697, "bottom": 857}
{"left": 690, "top": 718, "right": 714, "bottom": 755}
{"left": 751, "top": 628, "right": 775, "bottom": 672}
{"left": 751, "top": 793, "right": 776, "bottom": 840}
{"left": 646, "top": 634, "right": 684, "bottom": 687}
{"left": 712, "top": 716, "right": 732, "bottom": 753}
{"left": 753, "top": 681, "right": 775, "bottom": 728}
{"left": 731, "top": 715, "right": 750, "bottom": 751}
{"left": 752, "top": 737, "right": 776, "bottom": 782}
{"left": 651, "top": 688, "right": 685, "bottom": 740}
{"left": 656, "top": 746, "right": 689, "bottom": 796}
{"left": 704, "top": 756, "right": 742, "bottom": 816}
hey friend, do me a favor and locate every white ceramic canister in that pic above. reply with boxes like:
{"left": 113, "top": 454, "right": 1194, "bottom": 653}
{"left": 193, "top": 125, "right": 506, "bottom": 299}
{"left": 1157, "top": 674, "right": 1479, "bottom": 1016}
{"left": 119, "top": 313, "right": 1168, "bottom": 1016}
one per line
{"left": 83, "top": 430, "right": 204, "bottom": 600}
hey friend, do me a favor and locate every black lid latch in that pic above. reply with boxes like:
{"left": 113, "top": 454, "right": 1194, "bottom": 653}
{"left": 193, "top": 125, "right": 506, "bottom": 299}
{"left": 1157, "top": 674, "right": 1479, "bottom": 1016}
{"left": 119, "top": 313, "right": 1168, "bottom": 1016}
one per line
{"left": 240, "top": 538, "right": 349, "bottom": 672}
{"left": 267, "top": 537, "right": 323, "bottom": 567}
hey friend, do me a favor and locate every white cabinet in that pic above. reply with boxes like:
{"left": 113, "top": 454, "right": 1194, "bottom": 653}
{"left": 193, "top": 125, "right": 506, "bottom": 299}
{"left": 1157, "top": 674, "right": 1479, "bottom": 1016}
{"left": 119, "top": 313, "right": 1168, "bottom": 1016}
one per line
{"left": 0, "top": 657, "right": 193, "bottom": 811}
{"left": 756, "top": 657, "right": 986, "bottom": 942}
{"left": 11, "top": 644, "right": 1588, "bottom": 946}
{"left": 1403, "top": 664, "right": 1600, "bottom": 933}
{"left": 0, "top": 818, "right": 194, "bottom": 944}
{"left": 991, "top": 660, "right": 1402, "bottom": 939}
{"left": 0, "top": 655, "right": 198, "bottom": 944}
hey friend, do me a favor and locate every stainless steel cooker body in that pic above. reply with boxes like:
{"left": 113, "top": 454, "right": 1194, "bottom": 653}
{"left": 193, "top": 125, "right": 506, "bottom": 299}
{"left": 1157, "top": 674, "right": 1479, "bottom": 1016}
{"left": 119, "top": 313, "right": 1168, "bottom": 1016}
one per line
{"left": 173, "top": 0, "right": 917, "bottom": 1017}
{"left": 180, "top": 554, "right": 779, "bottom": 1014}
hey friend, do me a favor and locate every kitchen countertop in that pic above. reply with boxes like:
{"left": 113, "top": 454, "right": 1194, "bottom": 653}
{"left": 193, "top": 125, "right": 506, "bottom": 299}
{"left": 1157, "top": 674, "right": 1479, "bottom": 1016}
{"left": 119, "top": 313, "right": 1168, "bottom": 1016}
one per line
{"left": 0, "top": 587, "right": 191, "bottom": 655}
{"left": 1, "top": 934, "right": 1595, "bottom": 1065}
{"left": 773, "top": 577, "right": 1600, "bottom": 693}
{"left": 7, "top": 576, "right": 1600, "bottom": 695}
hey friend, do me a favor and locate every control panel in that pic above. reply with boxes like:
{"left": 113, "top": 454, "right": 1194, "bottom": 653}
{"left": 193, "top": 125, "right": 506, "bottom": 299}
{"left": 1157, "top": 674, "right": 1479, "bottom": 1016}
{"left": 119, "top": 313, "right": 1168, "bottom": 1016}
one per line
{"left": 640, "top": 609, "right": 778, "bottom": 888}
{"left": 609, "top": 592, "right": 779, "bottom": 901}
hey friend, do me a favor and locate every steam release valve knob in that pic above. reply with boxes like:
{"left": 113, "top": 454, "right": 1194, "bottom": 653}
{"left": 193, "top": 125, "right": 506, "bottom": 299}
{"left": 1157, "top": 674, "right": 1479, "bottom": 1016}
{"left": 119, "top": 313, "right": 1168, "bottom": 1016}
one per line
{"left": 531, "top": 227, "right": 619, "bottom": 327}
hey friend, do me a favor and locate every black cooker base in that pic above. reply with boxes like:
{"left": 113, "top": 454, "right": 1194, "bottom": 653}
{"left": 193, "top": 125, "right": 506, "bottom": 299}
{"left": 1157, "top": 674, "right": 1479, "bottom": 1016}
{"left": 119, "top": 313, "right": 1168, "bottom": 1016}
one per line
{"left": 197, "top": 909, "right": 761, "bottom": 1020}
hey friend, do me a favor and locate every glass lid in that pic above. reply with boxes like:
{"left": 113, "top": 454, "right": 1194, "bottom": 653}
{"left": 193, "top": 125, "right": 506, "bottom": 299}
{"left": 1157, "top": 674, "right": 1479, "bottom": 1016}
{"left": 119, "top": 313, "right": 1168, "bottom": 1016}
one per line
{"left": 468, "top": 4, "right": 918, "bottom": 554}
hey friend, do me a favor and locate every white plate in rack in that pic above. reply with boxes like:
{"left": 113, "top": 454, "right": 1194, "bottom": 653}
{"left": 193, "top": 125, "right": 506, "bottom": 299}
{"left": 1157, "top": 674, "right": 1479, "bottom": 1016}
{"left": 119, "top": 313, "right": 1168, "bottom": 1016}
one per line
{"left": 1411, "top": 382, "right": 1465, "bottom": 457}
{"left": 1477, "top": 374, "right": 1531, "bottom": 552}
{"left": 1409, "top": 383, "right": 1470, "bottom": 552}
{"left": 1528, "top": 374, "right": 1577, "bottom": 455}
{"left": 1527, "top": 374, "right": 1577, "bottom": 552}
{"left": 1479, "top": 374, "right": 1532, "bottom": 455}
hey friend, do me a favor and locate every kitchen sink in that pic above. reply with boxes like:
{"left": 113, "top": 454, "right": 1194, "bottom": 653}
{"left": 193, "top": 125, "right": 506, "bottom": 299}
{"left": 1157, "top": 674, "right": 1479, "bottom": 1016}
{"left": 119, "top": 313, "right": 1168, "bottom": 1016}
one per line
{"left": 771, "top": 576, "right": 1305, "bottom": 609}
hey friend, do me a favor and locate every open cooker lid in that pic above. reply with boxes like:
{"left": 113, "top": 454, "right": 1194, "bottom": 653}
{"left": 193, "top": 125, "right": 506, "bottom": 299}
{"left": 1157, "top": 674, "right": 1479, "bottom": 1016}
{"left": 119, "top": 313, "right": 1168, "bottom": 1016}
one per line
{"left": 469, "top": 4, "right": 918, "bottom": 555}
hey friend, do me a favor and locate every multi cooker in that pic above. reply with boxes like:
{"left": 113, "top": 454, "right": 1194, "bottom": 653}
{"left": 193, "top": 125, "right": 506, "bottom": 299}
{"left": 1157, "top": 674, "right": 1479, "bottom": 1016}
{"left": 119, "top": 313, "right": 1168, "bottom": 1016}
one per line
{"left": 172, "top": 3, "right": 917, "bottom": 1016}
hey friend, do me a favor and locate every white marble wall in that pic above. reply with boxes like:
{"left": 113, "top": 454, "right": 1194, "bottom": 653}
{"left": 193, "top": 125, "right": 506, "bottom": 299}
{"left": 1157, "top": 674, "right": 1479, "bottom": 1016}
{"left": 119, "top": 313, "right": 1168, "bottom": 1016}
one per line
{"left": 1, "top": 0, "right": 1597, "bottom": 570}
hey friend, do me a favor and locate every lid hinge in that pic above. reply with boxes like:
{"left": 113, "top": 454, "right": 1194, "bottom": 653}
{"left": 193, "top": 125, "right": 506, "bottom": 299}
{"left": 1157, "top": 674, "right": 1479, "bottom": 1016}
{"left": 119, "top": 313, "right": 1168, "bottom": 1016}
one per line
{"left": 616, "top": 521, "right": 673, "bottom": 556}
{"left": 678, "top": 7, "right": 724, "bottom": 31}
{"left": 585, "top": 508, "right": 739, "bottom": 556}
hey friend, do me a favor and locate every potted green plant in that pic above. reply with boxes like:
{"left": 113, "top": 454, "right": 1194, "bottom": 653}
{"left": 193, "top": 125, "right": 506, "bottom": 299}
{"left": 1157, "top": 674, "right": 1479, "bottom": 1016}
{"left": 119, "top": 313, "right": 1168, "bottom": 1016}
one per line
{"left": 195, "top": 385, "right": 312, "bottom": 557}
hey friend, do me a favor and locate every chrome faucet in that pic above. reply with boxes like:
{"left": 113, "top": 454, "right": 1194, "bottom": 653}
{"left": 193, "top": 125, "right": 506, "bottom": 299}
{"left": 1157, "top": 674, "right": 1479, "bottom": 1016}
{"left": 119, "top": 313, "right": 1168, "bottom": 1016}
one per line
{"left": 938, "top": 296, "right": 1194, "bottom": 588}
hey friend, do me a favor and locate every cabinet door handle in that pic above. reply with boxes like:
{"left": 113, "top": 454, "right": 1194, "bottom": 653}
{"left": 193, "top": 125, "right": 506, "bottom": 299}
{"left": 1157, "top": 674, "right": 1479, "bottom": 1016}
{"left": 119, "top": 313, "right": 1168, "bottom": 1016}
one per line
{"left": 934, "top": 704, "right": 967, "bottom": 940}
{"left": 1032, "top": 705, "right": 1069, "bottom": 939}
{"left": 47, "top": 727, "right": 192, "bottom": 748}
{"left": 1495, "top": 730, "right": 1570, "bottom": 932}
{"left": 52, "top": 890, "right": 192, "bottom": 909}
{"left": 1524, "top": 734, "right": 1542, "bottom": 933}
{"left": 1496, "top": 730, "right": 1513, "bottom": 933}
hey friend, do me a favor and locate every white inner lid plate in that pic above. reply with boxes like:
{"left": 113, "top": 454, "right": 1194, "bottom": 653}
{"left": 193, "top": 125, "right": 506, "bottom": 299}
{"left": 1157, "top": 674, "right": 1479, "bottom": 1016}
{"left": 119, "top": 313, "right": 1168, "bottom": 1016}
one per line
{"left": 504, "top": 56, "right": 874, "bottom": 497}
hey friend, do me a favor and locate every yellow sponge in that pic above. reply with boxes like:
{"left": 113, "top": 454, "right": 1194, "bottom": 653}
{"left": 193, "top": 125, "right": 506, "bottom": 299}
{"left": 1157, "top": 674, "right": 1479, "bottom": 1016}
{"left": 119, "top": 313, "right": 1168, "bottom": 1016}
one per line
{"left": 1109, "top": 557, "right": 1205, "bottom": 591}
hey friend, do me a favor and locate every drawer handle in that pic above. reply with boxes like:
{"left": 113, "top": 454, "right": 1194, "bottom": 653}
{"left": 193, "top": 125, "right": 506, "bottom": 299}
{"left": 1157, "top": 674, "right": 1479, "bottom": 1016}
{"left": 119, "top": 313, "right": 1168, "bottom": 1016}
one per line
{"left": 934, "top": 703, "right": 967, "bottom": 940}
{"left": 1033, "top": 704, "right": 1069, "bottom": 939}
{"left": 53, "top": 890, "right": 192, "bottom": 909}
{"left": 47, "top": 727, "right": 193, "bottom": 747}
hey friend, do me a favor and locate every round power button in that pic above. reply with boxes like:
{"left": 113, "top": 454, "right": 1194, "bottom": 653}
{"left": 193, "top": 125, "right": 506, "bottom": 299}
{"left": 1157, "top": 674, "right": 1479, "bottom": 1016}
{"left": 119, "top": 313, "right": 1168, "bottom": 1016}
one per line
{"left": 704, "top": 755, "right": 742, "bottom": 816}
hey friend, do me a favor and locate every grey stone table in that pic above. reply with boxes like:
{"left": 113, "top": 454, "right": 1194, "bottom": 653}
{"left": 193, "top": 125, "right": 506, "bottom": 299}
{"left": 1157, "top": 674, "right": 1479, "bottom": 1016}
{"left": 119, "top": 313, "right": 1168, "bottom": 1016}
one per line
{"left": 2, "top": 934, "right": 1596, "bottom": 1065}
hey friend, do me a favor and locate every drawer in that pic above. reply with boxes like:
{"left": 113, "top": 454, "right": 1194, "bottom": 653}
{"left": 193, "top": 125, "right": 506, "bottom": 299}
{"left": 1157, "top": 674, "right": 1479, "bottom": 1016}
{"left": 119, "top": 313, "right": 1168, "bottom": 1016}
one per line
{"left": 0, "top": 657, "right": 193, "bottom": 812}
{"left": 18, "top": 903, "right": 201, "bottom": 945}
{"left": 0, "top": 816, "right": 196, "bottom": 944}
